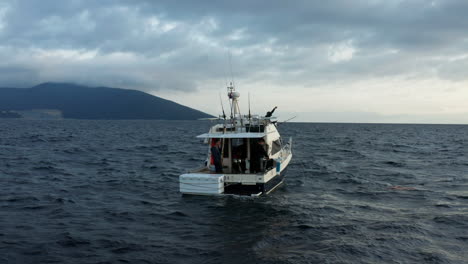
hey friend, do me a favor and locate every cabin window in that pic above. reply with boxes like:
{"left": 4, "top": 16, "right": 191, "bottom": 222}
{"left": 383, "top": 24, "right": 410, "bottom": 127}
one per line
{"left": 246, "top": 124, "right": 264, "bottom": 132}
{"left": 217, "top": 127, "right": 236, "bottom": 132}
{"left": 271, "top": 139, "right": 282, "bottom": 155}
{"left": 231, "top": 139, "right": 247, "bottom": 160}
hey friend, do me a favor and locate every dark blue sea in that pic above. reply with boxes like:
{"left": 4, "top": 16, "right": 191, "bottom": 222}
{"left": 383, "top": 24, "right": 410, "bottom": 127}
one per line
{"left": 1, "top": 120, "right": 467, "bottom": 264}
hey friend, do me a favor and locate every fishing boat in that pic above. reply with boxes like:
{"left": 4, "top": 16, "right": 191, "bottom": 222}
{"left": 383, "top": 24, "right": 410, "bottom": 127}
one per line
{"left": 179, "top": 83, "right": 293, "bottom": 196}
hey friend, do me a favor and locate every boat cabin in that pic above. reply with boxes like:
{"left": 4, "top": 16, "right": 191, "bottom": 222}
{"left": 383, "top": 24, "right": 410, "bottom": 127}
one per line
{"left": 189, "top": 118, "right": 289, "bottom": 195}
{"left": 197, "top": 120, "right": 283, "bottom": 174}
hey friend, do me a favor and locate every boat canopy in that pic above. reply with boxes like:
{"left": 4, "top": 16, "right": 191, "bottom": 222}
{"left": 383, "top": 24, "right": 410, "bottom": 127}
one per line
{"left": 196, "top": 132, "right": 266, "bottom": 139}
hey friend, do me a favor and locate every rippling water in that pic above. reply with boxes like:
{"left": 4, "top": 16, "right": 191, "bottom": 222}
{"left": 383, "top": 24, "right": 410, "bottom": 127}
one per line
{"left": 1, "top": 120, "right": 467, "bottom": 264}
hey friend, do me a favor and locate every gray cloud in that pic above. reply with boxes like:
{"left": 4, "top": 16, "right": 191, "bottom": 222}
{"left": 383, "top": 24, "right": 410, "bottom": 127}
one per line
{"left": 0, "top": 0, "right": 467, "bottom": 99}
{"left": 0, "top": 66, "right": 39, "bottom": 88}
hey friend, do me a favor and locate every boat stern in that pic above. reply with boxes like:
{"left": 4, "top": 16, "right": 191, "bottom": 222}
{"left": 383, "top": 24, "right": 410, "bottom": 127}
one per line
{"left": 179, "top": 173, "right": 224, "bottom": 195}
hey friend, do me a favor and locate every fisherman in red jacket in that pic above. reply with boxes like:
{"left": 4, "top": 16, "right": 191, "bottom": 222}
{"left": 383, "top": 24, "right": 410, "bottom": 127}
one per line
{"left": 211, "top": 139, "right": 223, "bottom": 173}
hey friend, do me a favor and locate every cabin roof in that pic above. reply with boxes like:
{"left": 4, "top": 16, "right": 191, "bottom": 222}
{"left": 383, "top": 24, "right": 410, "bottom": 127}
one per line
{"left": 196, "top": 132, "right": 266, "bottom": 139}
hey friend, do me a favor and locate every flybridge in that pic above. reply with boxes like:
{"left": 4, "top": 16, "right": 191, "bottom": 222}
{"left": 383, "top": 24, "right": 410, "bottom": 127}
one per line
{"left": 179, "top": 82, "right": 293, "bottom": 196}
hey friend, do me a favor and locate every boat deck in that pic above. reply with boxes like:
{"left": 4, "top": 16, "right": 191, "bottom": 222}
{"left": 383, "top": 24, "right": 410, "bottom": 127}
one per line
{"left": 190, "top": 167, "right": 265, "bottom": 176}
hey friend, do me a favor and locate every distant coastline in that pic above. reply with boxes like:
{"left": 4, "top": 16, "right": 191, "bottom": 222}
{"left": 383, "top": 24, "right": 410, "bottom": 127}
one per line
{"left": 0, "top": 82, "right": 212, "bottom": 120}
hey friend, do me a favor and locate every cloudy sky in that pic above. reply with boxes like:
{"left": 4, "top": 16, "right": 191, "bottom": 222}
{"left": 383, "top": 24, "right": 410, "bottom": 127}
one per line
{"left": 1, "top": 0, "right": 467, "bottom": 123}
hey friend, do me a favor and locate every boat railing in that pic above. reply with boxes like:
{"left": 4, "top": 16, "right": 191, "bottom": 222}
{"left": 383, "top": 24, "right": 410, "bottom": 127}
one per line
{"left": 281, "top": 137, "right": 293, "bottom": 155}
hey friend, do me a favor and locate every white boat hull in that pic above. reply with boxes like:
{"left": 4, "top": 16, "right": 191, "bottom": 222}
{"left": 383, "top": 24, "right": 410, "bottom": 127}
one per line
{"left": 180, "top": 151, "right": 292, "bottom": 197}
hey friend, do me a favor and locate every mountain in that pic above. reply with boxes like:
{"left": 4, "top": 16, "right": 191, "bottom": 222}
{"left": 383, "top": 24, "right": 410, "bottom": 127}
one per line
{"left": 0, "top": 82, "right": 212, "bottom": 120}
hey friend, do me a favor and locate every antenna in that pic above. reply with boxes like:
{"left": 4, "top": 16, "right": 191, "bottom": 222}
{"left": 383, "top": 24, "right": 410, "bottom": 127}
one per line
{"left": 222, "top": 62, "right": 229, "bottom": 88}
{"left": 248, "top": 92, "right": 251, "bottom": 119}
{"left": 228, "top": 51, "right": 234, "bottom": 86}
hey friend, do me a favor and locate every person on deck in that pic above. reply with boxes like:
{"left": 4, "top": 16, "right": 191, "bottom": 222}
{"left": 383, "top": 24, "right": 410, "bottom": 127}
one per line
{"left": 233, "top": 143, "right": 247, "bottom": 173}
{"left": 211, "top": 139, "right": 223, "bottom": 173}
{"left": 250, "top": 138, "right": 269, "bottom": 173}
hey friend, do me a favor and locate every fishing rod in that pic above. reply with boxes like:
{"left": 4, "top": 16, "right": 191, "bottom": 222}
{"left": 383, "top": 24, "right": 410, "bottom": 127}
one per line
{"left": 277, "top": 116, "right": 297, "bottom": 126}
{"left": 219, "top": 93, "right": 227, "bottom": 172}
{"left": 219, "top": 93, "right": 227, "bottom": 121}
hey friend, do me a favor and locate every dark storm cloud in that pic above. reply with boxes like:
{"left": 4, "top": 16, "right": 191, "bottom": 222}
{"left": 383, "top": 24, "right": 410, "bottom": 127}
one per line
{"left": 0, "top": 0, "right": 467, "bottom": 90}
